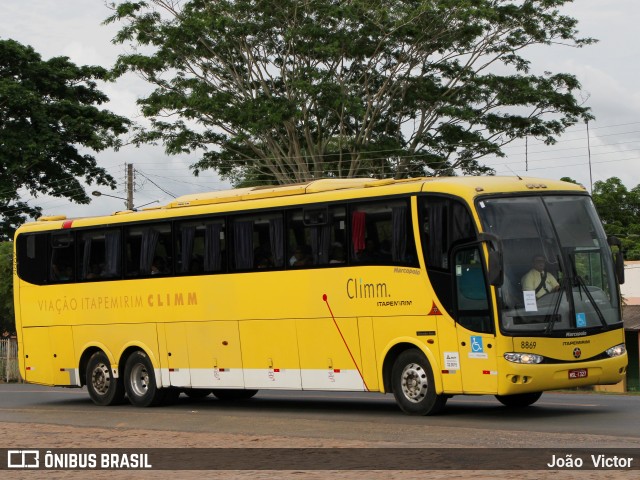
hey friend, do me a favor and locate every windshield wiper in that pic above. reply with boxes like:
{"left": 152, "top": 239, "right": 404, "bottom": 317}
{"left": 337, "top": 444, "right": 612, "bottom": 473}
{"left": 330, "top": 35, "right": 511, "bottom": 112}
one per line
{"left": 568, "top": 255, "right": 607, "bottom": 328}
{"left": 545, "top": 255, "right": 565, "bottom": 335}
{"left": 545, "top": 278, "right": 564, "bottom": 334}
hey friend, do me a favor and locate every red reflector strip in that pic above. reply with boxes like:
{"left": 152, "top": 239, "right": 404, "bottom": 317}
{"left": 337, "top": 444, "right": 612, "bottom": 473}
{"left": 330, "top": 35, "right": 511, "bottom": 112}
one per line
{"left": 62, "top": 220, "right": 74, "bottom": 229}
{"left": 218, "top": 368, "right": 226, "bottom": 372}
{"left": 333, "top": 369, "right": 341, "bottom": 373}
{"left": 483, "top": 370, "right": 490, "bottom": 375}
{"left": 273, "top": 368, "right": 280, "bottom": 372}
{"left": 26, "top": 367, "right": 32, "bottom": 371}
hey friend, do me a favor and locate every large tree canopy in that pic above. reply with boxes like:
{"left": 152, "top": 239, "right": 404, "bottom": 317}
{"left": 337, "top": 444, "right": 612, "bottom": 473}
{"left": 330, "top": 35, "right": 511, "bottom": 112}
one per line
{"left": 0, "top": 39, "right": 130, "bottom": 239}
{"left": 0, "top": 241, "right": 13, "bottom": 333}
{"left": 107, "top": 0, "right": 593, "bottom": 185}
{"left": 591, "top": 177, "right": 640, "bottom": 260}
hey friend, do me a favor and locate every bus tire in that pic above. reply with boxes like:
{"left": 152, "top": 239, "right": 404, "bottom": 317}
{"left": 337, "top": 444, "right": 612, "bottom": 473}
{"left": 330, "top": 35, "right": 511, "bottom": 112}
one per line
{"left": 495, "top": 392, "right": 542, "bottom": 407}
{"left": 391, "top": 349, "right": 447, "bottom": 415}
{"left": 212, "top": 389, "right": 258, "bottom": 401}
{"left": 124, "top": 350, "right": 163, "bottom": 407}
{"left": 86, "top": 351, "right": 125, "bottom": 406}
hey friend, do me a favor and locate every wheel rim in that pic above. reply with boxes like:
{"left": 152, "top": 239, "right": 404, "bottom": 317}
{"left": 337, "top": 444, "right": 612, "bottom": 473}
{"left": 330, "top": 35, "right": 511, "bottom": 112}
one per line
{"left": 400, "top": 362, "right": 428, "bottom": 403}
{"left": 130, "top": 362, "right": 150, "bottom": 397}
{"left": 91, "top": 362, "right": 111, "bottom": 396}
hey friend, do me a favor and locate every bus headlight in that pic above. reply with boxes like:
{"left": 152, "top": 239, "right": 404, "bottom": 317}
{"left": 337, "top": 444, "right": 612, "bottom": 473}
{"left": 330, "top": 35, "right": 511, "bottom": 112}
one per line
{"left": 504, "top": 352, "right": 544, "bottom": 364}
{"left": 606, "top": 344, "right": 626, "bottom": 358}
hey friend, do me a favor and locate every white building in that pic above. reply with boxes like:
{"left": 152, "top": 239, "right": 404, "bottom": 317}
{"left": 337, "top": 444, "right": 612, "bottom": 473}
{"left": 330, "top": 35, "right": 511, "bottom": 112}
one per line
{"left": 622, "top": 261, "right": 640, "bottom": 305}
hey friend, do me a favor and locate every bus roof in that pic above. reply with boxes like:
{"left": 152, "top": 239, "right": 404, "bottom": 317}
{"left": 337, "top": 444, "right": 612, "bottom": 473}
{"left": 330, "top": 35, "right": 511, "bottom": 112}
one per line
{"left": 20, "top": 175, "right": 586, "bottom": 232}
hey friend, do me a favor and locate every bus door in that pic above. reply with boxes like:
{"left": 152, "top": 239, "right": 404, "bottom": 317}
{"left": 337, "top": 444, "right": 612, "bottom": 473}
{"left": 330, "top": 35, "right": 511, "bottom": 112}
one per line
{"left": 452, "top": 245, "right": 498, "bottom": 394}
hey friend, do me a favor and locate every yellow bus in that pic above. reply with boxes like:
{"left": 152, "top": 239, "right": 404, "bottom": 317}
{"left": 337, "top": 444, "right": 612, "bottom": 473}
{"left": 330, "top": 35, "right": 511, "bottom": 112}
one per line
{"left": 13, "top": 176, "right": 627, "bottom": 415}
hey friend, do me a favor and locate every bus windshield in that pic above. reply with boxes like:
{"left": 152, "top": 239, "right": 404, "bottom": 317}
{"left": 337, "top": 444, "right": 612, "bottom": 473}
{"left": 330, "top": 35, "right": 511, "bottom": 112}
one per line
{"left": 477, "top": 195, "right": 621, "bottom": 335}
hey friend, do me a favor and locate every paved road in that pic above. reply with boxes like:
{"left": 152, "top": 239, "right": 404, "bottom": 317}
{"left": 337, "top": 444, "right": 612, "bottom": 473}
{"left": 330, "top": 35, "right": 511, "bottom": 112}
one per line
{"left": 1, "top": 384, "right": 640, "bottom": 447}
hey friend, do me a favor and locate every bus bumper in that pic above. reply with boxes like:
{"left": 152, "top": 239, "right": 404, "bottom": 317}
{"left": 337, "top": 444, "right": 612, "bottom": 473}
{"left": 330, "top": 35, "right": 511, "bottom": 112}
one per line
{"left": 496, "top": 353, "right": 628, "bottom": 395}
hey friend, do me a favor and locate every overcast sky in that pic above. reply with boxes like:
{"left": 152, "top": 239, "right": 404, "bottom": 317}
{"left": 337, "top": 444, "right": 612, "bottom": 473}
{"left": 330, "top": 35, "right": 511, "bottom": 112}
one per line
{"left": 2, "top": 0, "right": 640, "bottom": 217}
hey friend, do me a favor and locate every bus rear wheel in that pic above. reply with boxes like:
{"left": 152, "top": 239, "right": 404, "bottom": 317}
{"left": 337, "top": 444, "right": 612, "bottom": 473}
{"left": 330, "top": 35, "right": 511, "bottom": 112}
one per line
{"left": 495, "top": 392, "right": 542, "bottom": 407}
{"left": 212, "top": 389, "right": 258, "bottom": 401}
{"left": 124, "top": 351, "right": 164, "bottom": 407}
{"left": 86, "top": 351, "right": 125, "bottom": 406}
{"left": 391, "top": 349, "right": 447, "bottom": 415}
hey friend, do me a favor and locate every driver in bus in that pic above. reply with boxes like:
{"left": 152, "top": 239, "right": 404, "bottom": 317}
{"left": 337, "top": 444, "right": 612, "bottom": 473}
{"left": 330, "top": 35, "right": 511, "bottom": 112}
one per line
{"left": 521, "top": 254, "right": 560, "bottom": 298}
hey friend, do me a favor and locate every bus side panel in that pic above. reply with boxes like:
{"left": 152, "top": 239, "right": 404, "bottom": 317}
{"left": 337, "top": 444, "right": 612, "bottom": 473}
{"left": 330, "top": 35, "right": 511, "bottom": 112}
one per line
{"left": 435, "top": 316, "right": 464, "bottom": 394}
{"left": 50, "top": 326, "right": 77, "bottom": 386}
{"left": 297, "top": 317, "right": 366, "bottom": 391}
{"left": 163, "top": 323, "right": 191, "bottom": 387}
{"left": 186, "top": 321, "right": 244, "bottom": 388}
{"left": 358, "top": 317, "right": 379, "bottom": 391}
{"left": 239, "top": 319, "right": 301, "bottom": 389}
{"left": 13, "top": 278, "right": 26, "bottom": 381}
{"left": 21, "top": 327, "right": 54, "bottom": 385}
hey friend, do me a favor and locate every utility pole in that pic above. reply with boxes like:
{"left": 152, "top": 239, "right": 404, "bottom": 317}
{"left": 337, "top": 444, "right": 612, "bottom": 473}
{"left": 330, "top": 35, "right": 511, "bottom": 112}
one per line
{"left": 126, "top": 163, "right": 134, "bottom": 210}
{"left": 586, "top": 120, "right": 593, "bottom": 193}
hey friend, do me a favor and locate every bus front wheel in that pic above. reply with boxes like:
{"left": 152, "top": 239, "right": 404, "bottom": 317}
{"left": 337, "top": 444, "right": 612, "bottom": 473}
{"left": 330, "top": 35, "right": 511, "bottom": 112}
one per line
{"left": 124, "top": 351, "right": 163, "bottom": 407}
{"left": 86, "top": 351, "right": 125, "bottom": 406}
{"left": 391, "top": 349, "right": 447, "bottom": 415}
{"left": 495, "top": 392, "right": 542, "bottom": 408}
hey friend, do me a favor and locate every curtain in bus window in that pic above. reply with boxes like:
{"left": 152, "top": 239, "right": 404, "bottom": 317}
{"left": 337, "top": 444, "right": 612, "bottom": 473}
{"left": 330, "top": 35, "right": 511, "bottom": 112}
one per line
{"left": 310, "top": 225, "right": 331, "bottom": 265}
{"left": 204, "top": 223, "right": 222, "bottom": 272}
{"left": 269, "top": 217, "right": 284, "bottom": 267}
{"left": 139, "top": 228, "right": 159, "bottom": 275}
{"left": 49, "top": 234, "right": 74, "bottom": 282}
{"left": 392, "top": 206, "right": 407, "bottom": 262}
{"left": 352, "top": 211, "right": 366, "bottom": 254}
{"left": 180, "top": 226, "right": 196, "bottom": 273}
{"left": 104, "top": 231, "right": 121, "bottom": 277}
{"left": 427, "top": 202, "right": 445, "bottom": 268}
{"left": 451, "top": 202, "right": 474, "bottom": 244}
{"left": 234, "top": 220, "right": 254, "bottom": 270}
{"left": 81, "top": 237, "right": 92, "bottom": 279}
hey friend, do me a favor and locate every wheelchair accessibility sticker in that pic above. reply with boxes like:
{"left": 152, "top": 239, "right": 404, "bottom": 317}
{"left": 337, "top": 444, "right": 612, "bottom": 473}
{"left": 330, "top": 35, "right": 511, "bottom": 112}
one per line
{"left": 469, "top": 336, "right": 488, "bottom": 359}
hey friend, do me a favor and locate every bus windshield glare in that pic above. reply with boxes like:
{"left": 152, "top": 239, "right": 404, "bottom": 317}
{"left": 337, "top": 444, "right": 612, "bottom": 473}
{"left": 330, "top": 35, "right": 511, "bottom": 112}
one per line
{"left": 477, "top": 195, "right": 621, "bottom": 335}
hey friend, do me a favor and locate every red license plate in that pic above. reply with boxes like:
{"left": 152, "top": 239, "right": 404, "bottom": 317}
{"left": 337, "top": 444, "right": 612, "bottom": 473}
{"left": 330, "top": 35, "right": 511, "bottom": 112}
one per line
{"left": 568, "top": 368, "right": 588, "bottom": 379}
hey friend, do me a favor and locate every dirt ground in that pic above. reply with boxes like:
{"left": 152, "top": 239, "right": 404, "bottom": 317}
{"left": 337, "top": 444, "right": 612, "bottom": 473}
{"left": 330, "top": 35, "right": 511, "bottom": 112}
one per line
{"left": 1, "top": 421, "right": 639, "bottom": 480}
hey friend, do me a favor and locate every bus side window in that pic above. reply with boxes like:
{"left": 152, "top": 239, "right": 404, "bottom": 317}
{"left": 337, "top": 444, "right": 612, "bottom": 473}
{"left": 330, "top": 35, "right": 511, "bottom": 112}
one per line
{"left": 286, "top": 205, "right": 346, "bottom": 268}
{"left": 176, "top": 219, "right": 226, "bottom": 275}
{"left": 16, "top": 233, "right": 47, "bottom": 285}
{"left": 350, "top": 199, "right": 416, "bottom": 266}
{"left": 421, "top": 196, "right": 477, "bottom": 317}
{"left": 232, "top": 213, "right": 284, "bottom": 271}
{"left": 49, "top": 233, "right": 75, "bottom": 282}
{"left": 78, "top": 229, "right": 122, "bottom": 280}
{"left": 125, "top": 224, "right": 172, "bottom": 277}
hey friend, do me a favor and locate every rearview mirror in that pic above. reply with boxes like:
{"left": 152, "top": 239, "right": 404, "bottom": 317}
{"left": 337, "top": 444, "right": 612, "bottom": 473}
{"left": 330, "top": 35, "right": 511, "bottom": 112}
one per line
{"left": 607, "top": 236, "right": 625, "bottom": 285}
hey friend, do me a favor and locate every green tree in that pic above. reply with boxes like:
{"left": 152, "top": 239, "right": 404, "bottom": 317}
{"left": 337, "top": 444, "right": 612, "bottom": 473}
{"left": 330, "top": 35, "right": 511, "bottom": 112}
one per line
{"left": 560, "top": 176, "right": 579, "bottom": 185}
{"left": 0, "top": 39, "right": 130, "bottom": 240}
{"left": 0, "top": 242, "right": 14, "bottom": 333}
{"left": 107, "top": 0, "right": 593, "bottom": 186}
{"left": 591, "top": 177, "right": 640, "bottom": 260}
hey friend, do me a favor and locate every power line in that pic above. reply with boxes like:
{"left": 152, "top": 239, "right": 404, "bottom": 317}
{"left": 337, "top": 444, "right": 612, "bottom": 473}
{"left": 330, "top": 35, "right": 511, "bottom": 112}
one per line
{"left": 135, "top": 169, "right": 177, "bottom": 198}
